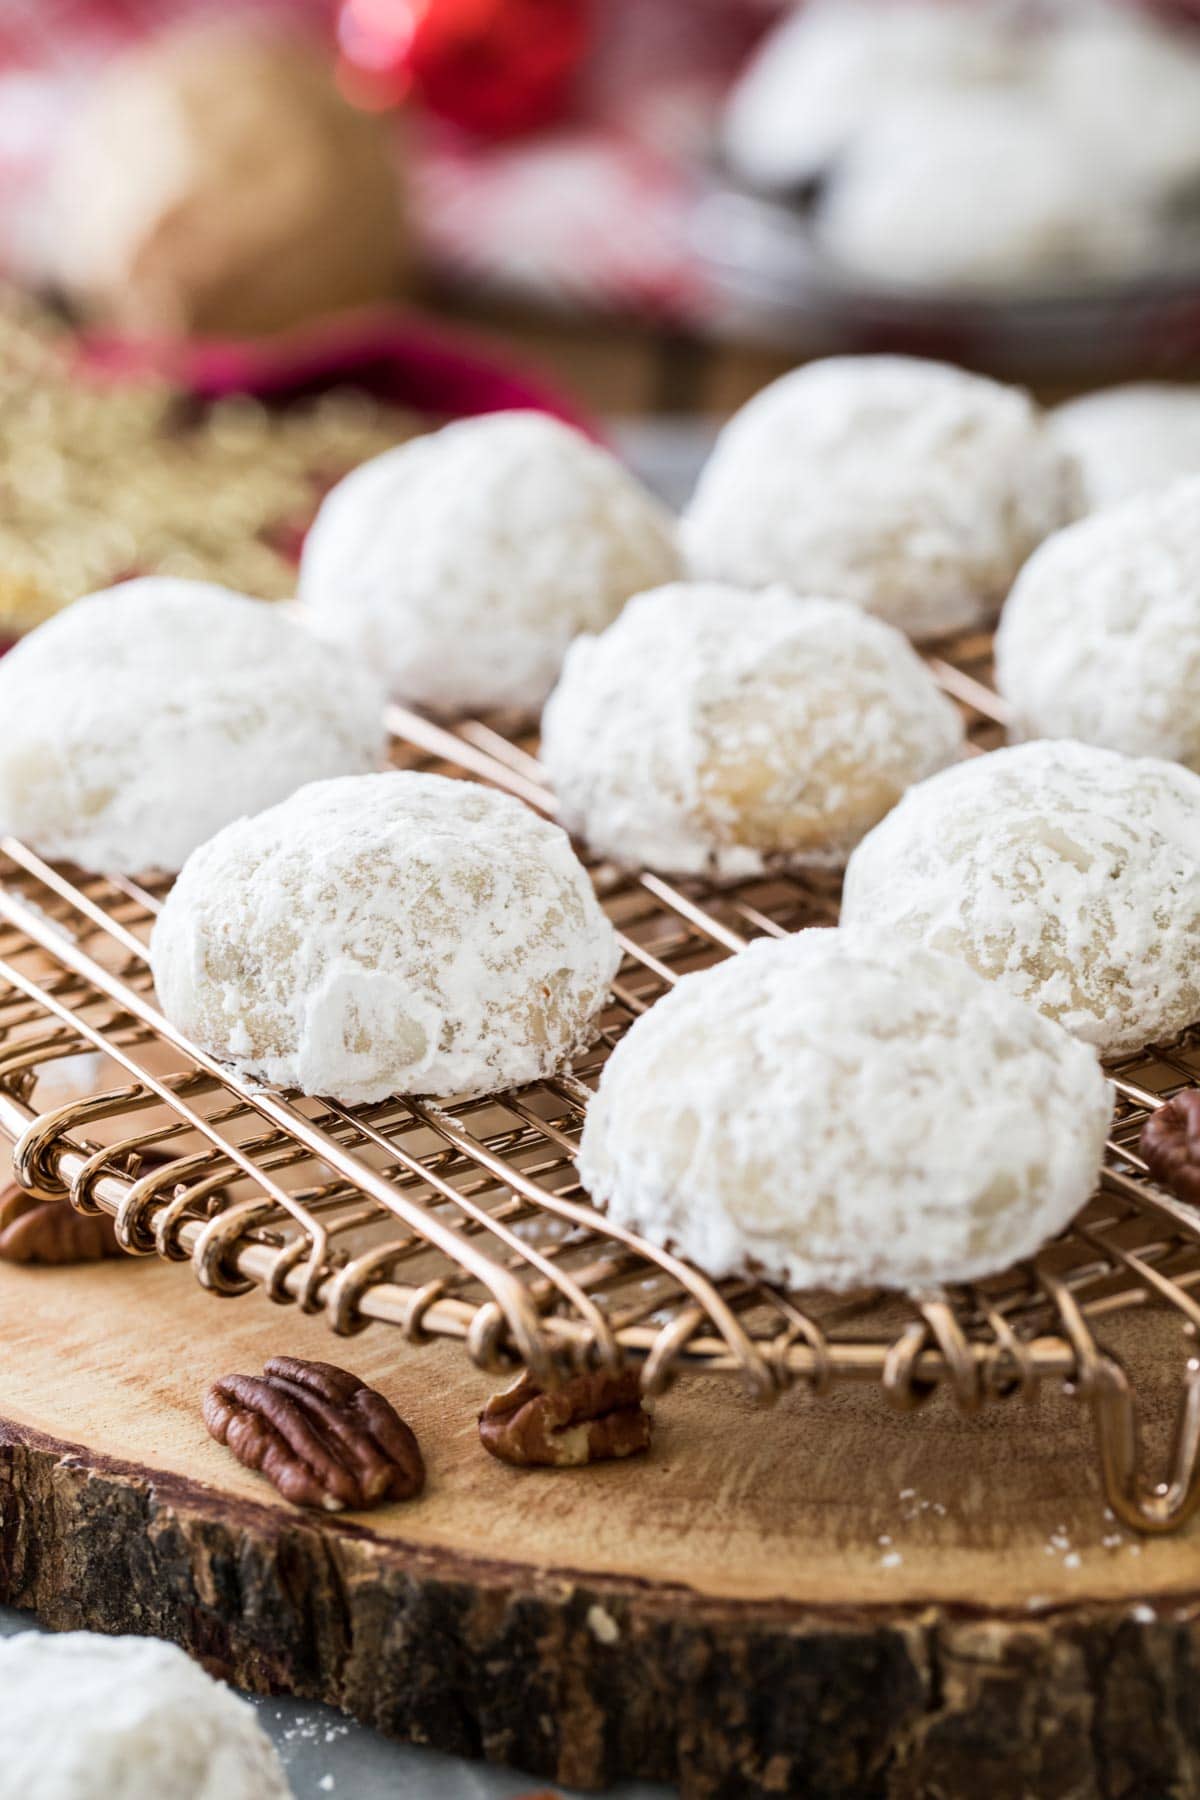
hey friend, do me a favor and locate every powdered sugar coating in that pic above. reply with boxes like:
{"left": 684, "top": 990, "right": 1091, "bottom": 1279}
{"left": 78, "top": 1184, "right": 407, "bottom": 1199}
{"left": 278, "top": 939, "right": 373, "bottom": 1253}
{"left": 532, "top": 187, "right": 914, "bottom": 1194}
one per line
{"left": 1050, "top": 387, "right": 1200, "bottom": 510}
{"left": 541, "top": 583, "right": 964, "bottom": 877}
{"left": 996, "top": 479, "right": 1200, "bottom": 767}
{"left": 299, "top": 410, "right": 681, "bottom": 716}
{"left": 578, "top": 928, "right": 1111, "bottom": 1292}
{"left": 0, "top": 1631, "right": 289, "bottom": 1800}
{"left": 842, "top": 740, "right": 1200, "bottom": 1054}
{"left": 683, "top": 357, "right": 1078, "bottom": 641}
{"left": 0, "top": 577, "right": 385, "bottom": 873}
{"left": 151, "top": 771, "right": 620, "bottom": 1103}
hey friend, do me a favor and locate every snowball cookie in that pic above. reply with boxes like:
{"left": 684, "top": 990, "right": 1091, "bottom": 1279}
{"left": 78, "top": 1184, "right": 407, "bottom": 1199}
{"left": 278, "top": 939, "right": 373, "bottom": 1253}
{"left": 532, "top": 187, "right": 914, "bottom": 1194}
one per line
{"left": 814, "top": 92, "right": 1155, "bottom": 291}
{"left": 1050, "top": 386, "right": 1200, "bottom": 511}
{"left": 682, "top": 357, "right": 1078, "bottom": 641}
{"left": 842, "top": 740, "right": 1200, "bottom": 1055}
{"left": 299, "top": 411, "right": 681, "bottom": 716}
{"left": 0, "top": 1631, "right": 289, "bottom": 1800}
{"left": 0, "top": 578, "right": 385, "bottom": 874}
{"left": 996, "top": 479, "right": 1200, "bottom": 767}
{"left": 578, "top": 928, "right": 1112, "bottom": 1291}
{"left": 152, "top": 772, "right": 619, "bottom": 1103}
{"left": 541, "top": 583, "right": 964, "bottom": 877}
{"left": 722, "top": 0, "right": 1016, "bottom": 193}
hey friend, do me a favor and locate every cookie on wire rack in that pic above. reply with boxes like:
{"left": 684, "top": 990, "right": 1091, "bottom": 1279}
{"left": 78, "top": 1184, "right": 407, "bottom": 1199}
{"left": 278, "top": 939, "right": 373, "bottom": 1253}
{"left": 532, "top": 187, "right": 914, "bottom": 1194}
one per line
{"left": 996, "top": 477, "right": 1200, "bottom": 767}
{"left": 682, "top": 356, "right": 1079, "bottom": 642}
{"left": 541, "top": 582, "right": 964, "bottom": 878}
{"left": 299, "top": 410, "right": 681, "bottom": 717}
{"left": 842, "top": 738, "right": 1200, "bottom": 1055}
{"left": 0, "top": 577, "right": 386, "bottom": 875}
{"left": 577, "top": 927, "right": 1111, "bottom": 1292}
{"left": 151, "top": 770, "right": 619, "bottom": 1104}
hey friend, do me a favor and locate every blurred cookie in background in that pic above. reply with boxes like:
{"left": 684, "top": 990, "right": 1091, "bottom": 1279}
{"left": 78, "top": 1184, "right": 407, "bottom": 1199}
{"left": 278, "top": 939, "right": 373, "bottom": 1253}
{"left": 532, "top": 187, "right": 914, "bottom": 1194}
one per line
{"left": 44, "top": 16, "right": 405, "bottom": 338}
{"left": 721, "top": 0, "right": 1200, "bottom": 297}
{"left": 1041, "top": 7, "right": 1200, "bottom": 209}
{"left": 814, "top": 90, "right": 1156, "bottom": 291}
{"left": 722, "top": 0, "right": 1018, "bottom": 199}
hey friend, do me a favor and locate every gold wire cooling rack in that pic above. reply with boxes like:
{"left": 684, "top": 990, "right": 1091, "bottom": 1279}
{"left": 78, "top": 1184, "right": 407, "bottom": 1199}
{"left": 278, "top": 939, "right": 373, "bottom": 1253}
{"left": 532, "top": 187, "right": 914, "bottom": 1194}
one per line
{"left": 1, "top": 630, "right": 1200, "bottom": 1535}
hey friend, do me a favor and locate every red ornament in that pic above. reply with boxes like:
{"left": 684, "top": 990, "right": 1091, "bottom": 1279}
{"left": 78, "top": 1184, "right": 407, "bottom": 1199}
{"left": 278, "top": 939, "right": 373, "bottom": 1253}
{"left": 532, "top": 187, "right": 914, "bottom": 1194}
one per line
{"left": 338, "top": 0, "right": 592, "bottom": 139}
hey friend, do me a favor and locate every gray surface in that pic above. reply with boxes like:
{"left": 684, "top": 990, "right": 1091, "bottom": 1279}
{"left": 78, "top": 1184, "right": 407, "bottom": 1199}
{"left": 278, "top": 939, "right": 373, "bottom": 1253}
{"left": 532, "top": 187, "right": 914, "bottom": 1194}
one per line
{"left": 0, "top": 1607, "right": 671, "bottom": 1799}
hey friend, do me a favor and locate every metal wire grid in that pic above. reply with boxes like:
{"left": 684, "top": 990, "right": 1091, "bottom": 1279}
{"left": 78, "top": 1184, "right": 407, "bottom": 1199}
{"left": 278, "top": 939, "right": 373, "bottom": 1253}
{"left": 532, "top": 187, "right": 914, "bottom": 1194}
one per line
{"left": 1, "top": 631, "right": 1199, "bottom": 1532}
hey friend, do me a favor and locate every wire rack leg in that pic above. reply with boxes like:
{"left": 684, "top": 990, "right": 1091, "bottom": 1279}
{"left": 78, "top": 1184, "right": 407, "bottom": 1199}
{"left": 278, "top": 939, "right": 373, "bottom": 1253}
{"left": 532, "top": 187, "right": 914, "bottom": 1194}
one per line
{"left": 1087, "top": 1352, "right": 1200, "bottom": 1534}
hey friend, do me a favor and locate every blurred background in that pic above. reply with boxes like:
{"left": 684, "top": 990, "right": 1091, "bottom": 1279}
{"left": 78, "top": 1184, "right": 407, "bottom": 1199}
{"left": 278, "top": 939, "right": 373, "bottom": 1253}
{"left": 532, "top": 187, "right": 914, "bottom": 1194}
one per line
{"left": 4, "top": 0, "right": 1200, "bottom": 622}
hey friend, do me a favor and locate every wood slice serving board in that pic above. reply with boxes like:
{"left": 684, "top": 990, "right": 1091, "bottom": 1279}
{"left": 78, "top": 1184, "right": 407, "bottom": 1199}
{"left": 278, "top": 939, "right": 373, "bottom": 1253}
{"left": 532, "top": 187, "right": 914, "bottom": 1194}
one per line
{"left": 2, "top": 1257, "right": 1200, "bottom": 1800}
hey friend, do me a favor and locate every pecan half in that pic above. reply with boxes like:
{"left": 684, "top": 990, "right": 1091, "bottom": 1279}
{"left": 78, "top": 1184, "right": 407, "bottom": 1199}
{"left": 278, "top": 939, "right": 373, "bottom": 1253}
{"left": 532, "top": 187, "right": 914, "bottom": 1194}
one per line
{"left": 203, "top": 1355, "right": 425, "bottom": 1512}
{"left": 479, "top": 1368, "right": 651, "bottom": 1468}
{"left": 0, "top": 1179, "right": 122, "bottom": 1265}
{"left": 0, "top": 1144, "right": 198, "bottom": 1267}
{"left": 1141, "top": 1091, "right": 1200, "bottom": 1205}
